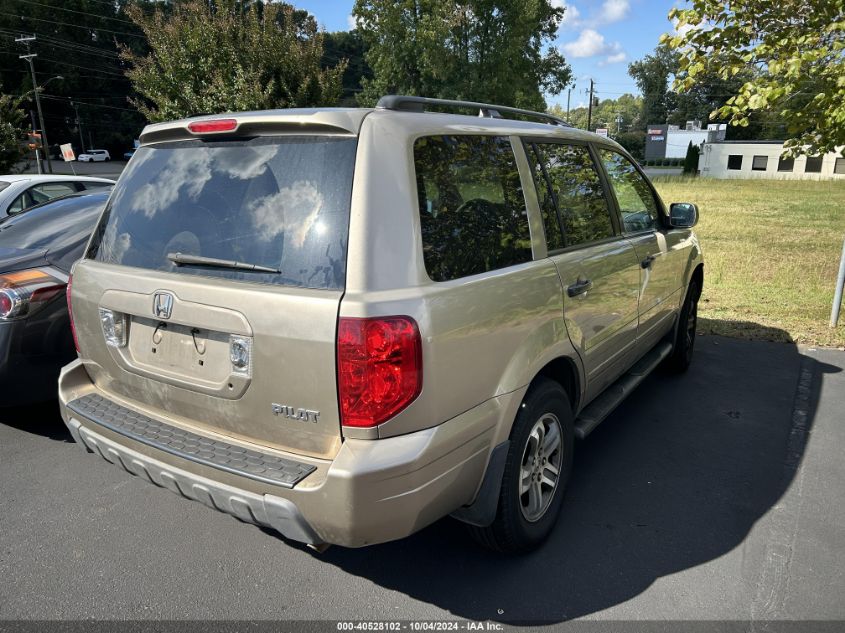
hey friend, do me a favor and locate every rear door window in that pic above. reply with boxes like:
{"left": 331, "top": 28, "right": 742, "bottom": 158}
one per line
{"left": 89, "top": 136, "right": 357, "bottom": 290}
{"left": 525, "top": 142, "right": 565, "bottom": 251}
{"left": 532, "top": 143, "right": 615, "bottom": 247}
{"left": 414, "top": 135, "right": 532, "bottom": 282}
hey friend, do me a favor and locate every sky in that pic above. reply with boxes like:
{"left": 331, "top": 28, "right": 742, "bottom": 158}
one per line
{"left": 293, "top": 0, "right": 682, "bottom": 110}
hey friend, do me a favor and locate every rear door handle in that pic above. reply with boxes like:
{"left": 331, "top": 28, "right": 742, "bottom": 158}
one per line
{"left": 567, "top": 278, "right": 593, "bottom": 297}
{"left": 641, "top": 254, "right": 656, "bottom": 269}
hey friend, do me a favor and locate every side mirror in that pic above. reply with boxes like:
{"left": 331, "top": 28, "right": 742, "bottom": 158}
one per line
{"left": 669, "top": 202, "right": 698, "bottom": 228}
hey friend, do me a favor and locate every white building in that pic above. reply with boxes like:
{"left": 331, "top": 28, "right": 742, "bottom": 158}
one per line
{"left": 698, "top": 141, "right": 845, "bottom": 180}
{"left": 645, "top": 122, "right": 727, "bottom": 161}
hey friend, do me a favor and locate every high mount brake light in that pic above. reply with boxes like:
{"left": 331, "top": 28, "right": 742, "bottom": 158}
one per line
{"left": 337, "top": 316, "right": 422, "bottom": 428}
{"left": 187, "top": 119, "right": 238, "bottom": 134}
{"left": 0, "top": 268, "right": 66, "bottom": 321}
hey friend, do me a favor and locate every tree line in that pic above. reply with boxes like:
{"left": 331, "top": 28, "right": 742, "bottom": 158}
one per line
{"left": 1, "top": 0, "right": 841, "bottom": 173}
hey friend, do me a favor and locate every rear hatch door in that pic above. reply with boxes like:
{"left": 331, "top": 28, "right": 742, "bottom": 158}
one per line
{"left": 73, "top": 133, "right": 358, "bottom": 459}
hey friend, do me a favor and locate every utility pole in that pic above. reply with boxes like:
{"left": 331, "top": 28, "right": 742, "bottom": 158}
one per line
{"left": 29, "top": 110, "right": 42, "bottom": 174}
{"left": 16, "top": 35, "right": 53, "bottom": 174}
{"left": 70, "top": 100, "right": 85, "bottom": 154}
{"left": 615, "top": 113, "right": 623, "bottom": 135}
{"left": 566, "top": 87, "right": 571, "bottom": 121}
{"left": 586, "top": 79, "right": 595, "bottom": 131}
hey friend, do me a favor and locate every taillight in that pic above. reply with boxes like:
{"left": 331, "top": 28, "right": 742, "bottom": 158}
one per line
{"left": 187, "top": 118, "right": 238, "bottom": 134}
{"left": 0, "top": 268, "right": 66, "bottom": 321}
{"left": 337, "top": 316, "right": 422, "bottom": 428}
{"left": 66, "top": 274, "right": 79, "bottom": 353}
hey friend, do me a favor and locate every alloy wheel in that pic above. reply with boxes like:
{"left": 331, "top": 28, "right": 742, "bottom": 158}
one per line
{"left": 518, "top": 413, "right": 563, "bottom": 522}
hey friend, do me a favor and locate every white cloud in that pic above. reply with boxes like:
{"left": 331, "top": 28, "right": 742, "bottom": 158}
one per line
{"left": 599, "top": 51, "right": 627, "bottom": 66}
{"left": 561, "top": 28, "right": 626, "bottom": 66}
{"left": 347, "top": 14, "right": 357, "bottom": 30}
{"left": 599, "top": 0, "right": 629, "bottom": 24}
{"left": 561, "top": 29, "right": 606, "bottom": 58}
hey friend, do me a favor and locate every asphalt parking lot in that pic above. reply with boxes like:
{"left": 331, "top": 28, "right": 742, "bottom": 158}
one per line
{"left": 1, "top": 335, "right": 844, "bottom": 625}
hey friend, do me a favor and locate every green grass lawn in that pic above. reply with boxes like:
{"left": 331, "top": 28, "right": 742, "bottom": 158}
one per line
{"left": 653, "top": 177, "right": 845, "bottom": 348}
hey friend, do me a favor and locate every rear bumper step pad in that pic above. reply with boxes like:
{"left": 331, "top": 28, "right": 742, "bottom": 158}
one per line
{"left": 66, "top": 393, "right": 315, "bottom": 488}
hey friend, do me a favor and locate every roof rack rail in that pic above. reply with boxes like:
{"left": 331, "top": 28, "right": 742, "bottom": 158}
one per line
{"left": 376, "top": 95, "right": 571, "bottom": 127}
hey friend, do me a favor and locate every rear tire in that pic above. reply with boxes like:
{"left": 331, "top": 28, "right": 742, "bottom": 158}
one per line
{"left": 468, "top": 378, "right": 574, "bottom": 553}
{"left": 665, "top": 279, "right": 700, "bottom": 373}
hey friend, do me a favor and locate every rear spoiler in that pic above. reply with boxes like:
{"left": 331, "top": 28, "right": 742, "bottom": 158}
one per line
{"left": 139, "top": 111, "right": 368, "bottom": 145}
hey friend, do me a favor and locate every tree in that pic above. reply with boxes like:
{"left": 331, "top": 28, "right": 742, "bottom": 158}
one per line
{"left": 0, "top": 0, "right": 152, "bottom": 158}
{"left": 323, "top": 30, "right": 372, "bottom": 105}
{"left": 628, "top": 45, "right": 679, "bottom": 125}
{"left": 549, "top": 94, "right": 643, "bottom": 133}
{"left": 122, "top": 0, "right": 346, "bottom": 121}
{"left": 0, "top": 93, "right": 26, "bottom": 173}
{"left": 683, "top": 141, "right": 699, "bottom": 174}
{"left": 615, "top": 131, "right": 645, "bottom": 160}
{"left": 663, "top": 0, "right": 845, "bottom": 155}
{"left": 353, "top": 0, "right": 571, "bottom": 111}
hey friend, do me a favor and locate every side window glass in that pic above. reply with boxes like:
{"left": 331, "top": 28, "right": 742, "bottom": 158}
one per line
{"left": 31, "top": 183, "right": 77, "bottom": 203}
{"left": 526, "top": 143, "right": 565, "bottom": 251}
{"left": 600, "top": 149, "right": 660, "bottom": 233}
{"left": 414, "top": 135, "right": 532, "bottom": 282}
{"left": 8, "top": 193, "right": 28, "bottom": 214}
{"left": 535, "top": 142, "right": 614, "bottom": 247}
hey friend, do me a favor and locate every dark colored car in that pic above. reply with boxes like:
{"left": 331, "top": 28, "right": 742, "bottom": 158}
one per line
{"left": 0, "top": 190, "right": 109, "bottom": 405}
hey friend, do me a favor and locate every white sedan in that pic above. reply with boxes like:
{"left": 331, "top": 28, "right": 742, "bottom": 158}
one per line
{"left": 77, "top": 149, "right": 111, "bottom": 162}
{"left": 0, "top": 175, "right": 115, "bottom": 217}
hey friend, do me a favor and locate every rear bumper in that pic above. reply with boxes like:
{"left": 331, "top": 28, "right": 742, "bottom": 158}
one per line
{"left": 59, "top": 359, "right": 520, "bottom": 547}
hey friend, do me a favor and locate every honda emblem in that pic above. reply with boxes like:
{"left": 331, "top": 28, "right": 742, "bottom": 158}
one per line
{"left": 153, "top": 292, "right": 174, "bottom": 320}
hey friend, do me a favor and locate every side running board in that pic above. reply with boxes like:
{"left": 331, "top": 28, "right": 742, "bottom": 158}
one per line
{"left": 574, "top": 341, "right": 673, "bottom": 439}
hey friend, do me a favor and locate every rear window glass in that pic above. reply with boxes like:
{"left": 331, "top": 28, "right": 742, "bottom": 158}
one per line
{"left": 0, "top": 181, "right": 9, "bottom": 193}
{"left": 89, "top": 136, "right": 357, "bottom": 290}
{"left": 414, "top": 135, "right": 532, "bottom": 282}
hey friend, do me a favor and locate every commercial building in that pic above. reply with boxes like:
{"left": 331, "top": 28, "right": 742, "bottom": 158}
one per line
{"left": 644, "top": 122, "right": 727, "bottom": 161}
{"left": 697, "top": 141, "right": 845, "bottom": 180}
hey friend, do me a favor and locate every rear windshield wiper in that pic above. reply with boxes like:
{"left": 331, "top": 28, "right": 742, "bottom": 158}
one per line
{"left": 167, "top": 252, "right": 280, "bottom": 274}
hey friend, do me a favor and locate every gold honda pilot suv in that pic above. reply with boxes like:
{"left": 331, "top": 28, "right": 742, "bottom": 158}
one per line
{"left": 59, "top": 96, "right": 703, "bottom": 553}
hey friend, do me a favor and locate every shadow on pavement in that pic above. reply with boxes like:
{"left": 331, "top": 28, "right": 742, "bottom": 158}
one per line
{"left": 321, "top": 332, "right": 840, "bottom": 623}
{"left": 0, "top": 399, "right": 72, "bottom": 442}
{"left": 697, "top": 317, "right": 796, "bottom": 343}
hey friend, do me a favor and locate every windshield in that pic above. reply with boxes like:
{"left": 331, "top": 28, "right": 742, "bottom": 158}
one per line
{"left": 89, "top": 135, "right": 357, "bottom": 290}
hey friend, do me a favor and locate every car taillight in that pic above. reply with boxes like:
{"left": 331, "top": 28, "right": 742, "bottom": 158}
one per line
{"left": 66, "top": 274, "right": 79, "bottom": 353}
{"left": 0, "top": 268, "right": 66, "bottom": 321}
{"left": 187, "top": 118, "right": 238, "bottom": 134}
{"left": 337, "top": 316, "right": 422, "bottom": 428}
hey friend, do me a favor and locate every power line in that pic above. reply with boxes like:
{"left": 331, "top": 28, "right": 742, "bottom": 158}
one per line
{"left": 12, "top": 0, "right": 137, "bottom": 26}
{"left": 41, "top": 93, "right": 137, "bottom": 112}
{"left": 0, "top": 11, "right": 145, "bottom": 39}
{"left": 0, "top": 28, "right": 122, "bottom": 58}
{"left": 0, "top": 40, "right": 125, "bottom": 69}
{"left": 0, "top": 50, "right": 126, "bottom": 77}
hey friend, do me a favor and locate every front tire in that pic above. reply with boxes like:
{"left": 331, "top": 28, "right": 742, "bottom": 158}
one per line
{"left": 469, "top": 378, "right": 574, "bottom": 553}
{"left": 665, "top": 279, "right": 700, "bottom": 373}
